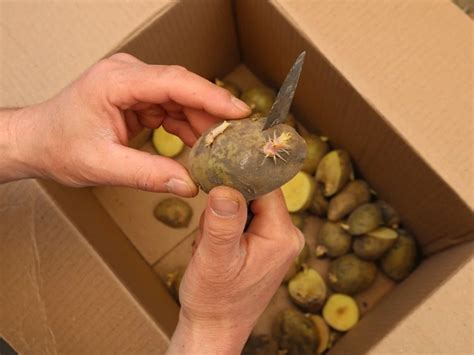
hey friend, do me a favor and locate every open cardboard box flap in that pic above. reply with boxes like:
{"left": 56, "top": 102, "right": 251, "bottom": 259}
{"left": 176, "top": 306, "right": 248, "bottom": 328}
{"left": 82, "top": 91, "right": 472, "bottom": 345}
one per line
{"left": 1, "top": 0, "right": 472, "bottom": 353}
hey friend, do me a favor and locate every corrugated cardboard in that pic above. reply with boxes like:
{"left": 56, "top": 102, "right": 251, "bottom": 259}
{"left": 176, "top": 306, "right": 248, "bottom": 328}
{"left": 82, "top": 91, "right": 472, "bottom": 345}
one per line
{"left": 1, "top": 0, "right": 473, "bottom": 353}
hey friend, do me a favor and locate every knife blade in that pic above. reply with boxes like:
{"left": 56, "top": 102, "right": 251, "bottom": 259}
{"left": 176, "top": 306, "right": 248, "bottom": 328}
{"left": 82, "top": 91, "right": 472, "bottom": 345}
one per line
{"left": 262, "top": 51, "right": 306, "bottom": 130}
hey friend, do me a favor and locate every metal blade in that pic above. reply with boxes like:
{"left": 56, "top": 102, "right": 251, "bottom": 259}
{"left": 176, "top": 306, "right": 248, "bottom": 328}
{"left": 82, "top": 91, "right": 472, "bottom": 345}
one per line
{"left": 262, "top": 51, "right": 306, "bottom": 130}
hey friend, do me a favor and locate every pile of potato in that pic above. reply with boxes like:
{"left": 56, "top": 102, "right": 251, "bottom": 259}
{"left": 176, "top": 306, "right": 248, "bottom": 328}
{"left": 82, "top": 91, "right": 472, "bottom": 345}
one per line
{"left": 153, "top": 78, "right": 419, "bottom": 355}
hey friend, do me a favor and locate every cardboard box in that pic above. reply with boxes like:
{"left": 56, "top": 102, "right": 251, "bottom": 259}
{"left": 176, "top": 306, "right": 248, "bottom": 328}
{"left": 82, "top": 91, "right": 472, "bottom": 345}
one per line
{"left": 1, "top": 0, "right": 472, "bottom": 353}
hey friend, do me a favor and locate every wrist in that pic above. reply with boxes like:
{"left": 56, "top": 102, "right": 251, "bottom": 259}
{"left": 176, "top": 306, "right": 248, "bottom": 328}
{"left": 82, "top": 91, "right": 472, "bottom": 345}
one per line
{"left": 0, "top": 106, "right": 44, "bottom": 182}
{"left": 167, "top": 311, "right": 252, "bottom": 355}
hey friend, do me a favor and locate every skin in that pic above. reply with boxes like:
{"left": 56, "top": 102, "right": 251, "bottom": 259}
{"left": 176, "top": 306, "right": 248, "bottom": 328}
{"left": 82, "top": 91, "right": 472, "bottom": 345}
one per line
{"left": 1, "top": 53, "right": 305, "bottom": 354}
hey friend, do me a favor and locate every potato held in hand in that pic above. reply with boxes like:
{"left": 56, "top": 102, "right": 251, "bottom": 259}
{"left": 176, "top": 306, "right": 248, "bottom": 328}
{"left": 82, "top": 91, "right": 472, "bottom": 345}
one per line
{"left": 189, "top": 118, "right": 306, "bottom": 201}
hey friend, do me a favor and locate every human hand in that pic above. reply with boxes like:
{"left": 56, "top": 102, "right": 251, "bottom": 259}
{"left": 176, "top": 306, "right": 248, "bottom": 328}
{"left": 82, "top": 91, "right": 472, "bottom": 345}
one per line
{"left": 2, "top": 53, "right": 250, "bottom": 194}
{"left": 167, "top": 187, "right": 304, "bottom": 355}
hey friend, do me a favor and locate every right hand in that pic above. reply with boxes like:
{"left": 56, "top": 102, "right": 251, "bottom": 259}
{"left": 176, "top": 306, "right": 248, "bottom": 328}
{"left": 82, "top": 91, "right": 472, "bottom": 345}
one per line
{"left": 167, "top": 187, "right": 304, "bottom": 355}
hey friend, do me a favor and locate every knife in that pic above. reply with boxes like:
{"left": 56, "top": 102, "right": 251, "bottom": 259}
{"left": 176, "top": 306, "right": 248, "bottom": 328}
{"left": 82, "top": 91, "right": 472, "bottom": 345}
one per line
{"left": 262, "top": 51, "right": 306, "bottom": 131}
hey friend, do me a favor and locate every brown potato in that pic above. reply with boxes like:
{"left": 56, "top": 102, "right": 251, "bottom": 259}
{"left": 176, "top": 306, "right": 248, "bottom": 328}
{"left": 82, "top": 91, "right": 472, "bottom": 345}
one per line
{"left": 327, "top": 180, "right": 371, "bottom": 221}
{"left": 327, "top": 254, "right": 377, "bottom": 295}
{"left": 188, "top": 117, "right": 306, "bottom": 201}
{"left": 375, "top": 200, "right": 401, "bottom": 228}
{"left": 316, "top": 150, "right": 353, "bottom": 197}
{"left": 346, "top": 203, "right": 383, "bottom": 235}
{"left": 353, "top": 227, "right": 398, "bottom": 260}
{"left": 301, "top": 134, "right": 329, "bottom": 175}
{"left": 165, "top": 268, "right": 184, "bottom": 302}
{"left": 380, "top": 234, "right": 417, "bottom": 281}
{"left": 309, "top": 185, "right": 328, "bottom": 216}
{"left": 308, "top": 315, "right": 330, "bottom": 354}
{"left": 242, "top": 334, "right": 278, "bottom": 355}
{"left": 316, "top": 222, "right": 352, "bottom": 258}
{"left": 154, "top": 198, "right": 193, "bottom": 228}
{"left": 215, "top": 78, "right": 241, "bottom": 97}
{"left": 241, "top": 86, "right": 276, "bottom": 115}
{"left": 273, "top": 308, "right": 319, "bottom": 355}
{"left": 288, "top": 268, "right": 327, "bottom": 312}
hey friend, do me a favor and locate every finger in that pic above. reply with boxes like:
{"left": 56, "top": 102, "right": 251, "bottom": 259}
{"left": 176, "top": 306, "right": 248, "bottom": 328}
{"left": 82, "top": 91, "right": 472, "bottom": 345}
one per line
{"left": 124, "top": 110, "right": 143, "bottom": 138}
{"left": 183, "top": 107, "right": 223, "bottom": 135}
{"left": 199, "top": 186, "right": 247, "bottom": 262}
{"left": 108, "top": 64, "right": 251, "bottom": 118}
{"left": 247, "top": 189, "right": 299, "bottom": 241}
{"left": 162, "top": 118, "right": 198, "bottom": 147}
{"left": 96, "top": 144, "right": 198, "bottom": 196}
{"left": 135, "top": 104, "right": 166, "bottom": 129}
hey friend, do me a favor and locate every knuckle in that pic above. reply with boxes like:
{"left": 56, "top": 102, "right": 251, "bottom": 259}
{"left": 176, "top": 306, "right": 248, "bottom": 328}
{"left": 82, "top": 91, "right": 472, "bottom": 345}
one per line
{"left": 92, "top": 58, "right": 118, "bottom": 75}
{"left": 162, "top": 65, "right": 188, "bottom": 79}
{"left": 205, "top": 223, "right": 237, "bottom": 244}
{"left": 109, "top": 52, "right": 138, "bottom": 63}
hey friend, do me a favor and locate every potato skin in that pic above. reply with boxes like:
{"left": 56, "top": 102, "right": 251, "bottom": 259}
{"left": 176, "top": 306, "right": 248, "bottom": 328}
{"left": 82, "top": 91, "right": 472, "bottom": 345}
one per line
{"left": 188, "top": 117, "right": 306, "bottom": 201}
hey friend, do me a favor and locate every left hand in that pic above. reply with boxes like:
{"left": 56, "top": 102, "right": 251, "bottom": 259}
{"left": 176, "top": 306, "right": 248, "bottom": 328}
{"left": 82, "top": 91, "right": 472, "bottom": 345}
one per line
{"left": 3, "top": 53, "right": 250, "bottom": 194}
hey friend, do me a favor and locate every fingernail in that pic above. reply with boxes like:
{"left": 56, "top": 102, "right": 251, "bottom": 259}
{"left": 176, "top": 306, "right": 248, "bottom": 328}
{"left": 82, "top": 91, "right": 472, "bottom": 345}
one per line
{"left": 231, "top": 96, "right": 250, "bottom": 113}
{"left": 210, "top": 196, "right": 239, "bottom": 217}
{"left": 166, "top": 178, "right": 194, "bottom": 196}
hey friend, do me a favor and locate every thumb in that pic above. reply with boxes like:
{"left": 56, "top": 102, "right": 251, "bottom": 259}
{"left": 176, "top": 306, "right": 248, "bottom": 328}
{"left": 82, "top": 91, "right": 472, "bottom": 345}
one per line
{"left": 98, "top": 144, "right": 197, "bottom": 196}
{"left": 199, "top": 186, "right": 247, "bottom": 261}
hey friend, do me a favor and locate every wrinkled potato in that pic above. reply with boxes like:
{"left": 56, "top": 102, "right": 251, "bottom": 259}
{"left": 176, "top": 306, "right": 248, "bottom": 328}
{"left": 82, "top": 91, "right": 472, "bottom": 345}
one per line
{"left": 381, "top": 234, "right": 417, "bottom": 281}
{"left": 327, "top": 254, "right": 377, "bottom": 295}
{"left": 301, "top": 134, "right": 329, "bottom": 175}
{"left": 154, "top": 198, "right": 193, "bottom": 228}
{"left": 316, "top": 222, "right": 352, "bottom": 258}
{"left": 375, "top": 200, "right": 401, "bottom": 228}
{"left": 242, "top": 334, "right": 278, "bottom": 355}
{"left": 188, "top": 117, "right": 306, "bottom": 201}
{"left": 215, "top": 78, "right": 241, "bottom": 97}
{"left": 309, "top": 315, "right": 330, "bottom": 354}
{"left": 273, "top": 308, "right": 319, "bottom": 355}
{"left": 353, "top": 227, "right": 398, "bottom": 260}
{"left": 241, "top": 86, "right": 276, "bottom": 115}
{"left": 327, "top": 180, "right": 371, "bottom": 221}
{"left": 284, "top": 243, "right": 310, "bottom": 282}
{"left": 346, "top": 203, "right": 383, "bottom": 235}
{"left": 288, "top": 268, "right": 327, "bottom": 312}
{"left": 322, "top": 294, "right": 359, "bottom": 332}
{"left": 316, "top": 150, "right": 353, "bottom": 197}
{"left": 309, "top": 185, "right": 328, "bottom": 216}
